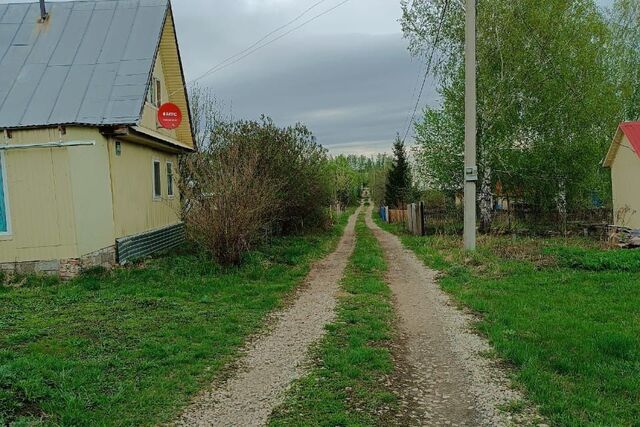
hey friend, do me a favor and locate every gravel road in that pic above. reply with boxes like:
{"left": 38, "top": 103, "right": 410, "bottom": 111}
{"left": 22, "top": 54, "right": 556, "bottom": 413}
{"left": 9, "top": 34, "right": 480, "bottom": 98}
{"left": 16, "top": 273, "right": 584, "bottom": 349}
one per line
{"left": 365, "top": 206, "right": 541, "bottom": 427}
{"left": 174, "top": 207, "right": 360, "bottom": 427}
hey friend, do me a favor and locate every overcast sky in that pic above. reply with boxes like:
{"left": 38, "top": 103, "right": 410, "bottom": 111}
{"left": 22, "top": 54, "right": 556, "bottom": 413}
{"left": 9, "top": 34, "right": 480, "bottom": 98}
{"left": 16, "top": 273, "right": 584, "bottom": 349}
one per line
{"left": 4, "top": 0, "right": 615, "bottom": 155}
{"left": 171, "top": 0, "right": 432, "bottom": 156}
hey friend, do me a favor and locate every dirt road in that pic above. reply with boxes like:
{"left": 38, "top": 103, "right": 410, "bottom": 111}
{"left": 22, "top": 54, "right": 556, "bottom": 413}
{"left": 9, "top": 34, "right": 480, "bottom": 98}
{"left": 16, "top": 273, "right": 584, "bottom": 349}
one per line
{"left": 365, "top": 206, "right": 538, "bottom": 426}
{"left": 175, "top": 207, "right": 360, "bottom": 427}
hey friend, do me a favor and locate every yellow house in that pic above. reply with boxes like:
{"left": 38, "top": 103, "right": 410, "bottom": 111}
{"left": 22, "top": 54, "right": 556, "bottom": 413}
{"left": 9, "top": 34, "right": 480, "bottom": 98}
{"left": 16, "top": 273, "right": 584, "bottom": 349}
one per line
{"left": 0, "top": 0, "right": 194, "bottom": 278}
{"left": 603, "top": 122, "right": 640, "bottom": 229}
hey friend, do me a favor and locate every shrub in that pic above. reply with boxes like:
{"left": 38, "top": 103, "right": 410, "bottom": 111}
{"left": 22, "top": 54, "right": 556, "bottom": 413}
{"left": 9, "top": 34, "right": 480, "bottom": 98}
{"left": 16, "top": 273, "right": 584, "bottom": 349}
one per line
{"left": 181, "top": 140, "right": 281, "bottom": 265}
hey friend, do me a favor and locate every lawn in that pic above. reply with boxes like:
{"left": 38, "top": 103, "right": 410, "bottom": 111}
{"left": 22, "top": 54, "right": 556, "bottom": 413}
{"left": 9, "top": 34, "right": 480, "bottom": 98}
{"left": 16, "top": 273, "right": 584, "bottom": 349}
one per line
{"left": 0, "top": 213, "right": 350, "bottom": 427}
{"left": 270, "top": 212, "right": 396, "bottom": 426}
{"left": 376, "top": 215, "right": 640, "bottom": 426}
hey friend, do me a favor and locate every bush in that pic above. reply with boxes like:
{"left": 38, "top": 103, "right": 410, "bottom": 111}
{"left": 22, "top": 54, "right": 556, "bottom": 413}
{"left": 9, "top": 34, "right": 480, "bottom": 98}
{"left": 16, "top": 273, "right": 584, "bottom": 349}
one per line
{"left": 180, "top": 116, "right": 333, "bottom": 265}
{"left": 181, "top": 141, "right": 281, "bottom": 265}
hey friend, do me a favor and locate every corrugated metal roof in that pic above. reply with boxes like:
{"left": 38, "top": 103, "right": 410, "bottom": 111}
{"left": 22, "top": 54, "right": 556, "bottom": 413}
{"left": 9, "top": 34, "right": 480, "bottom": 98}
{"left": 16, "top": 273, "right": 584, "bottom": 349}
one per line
{"left": 0, "top": 0, "right": 169, "bottom": 129}
{"left": 620, "top": 122, "right": 640, "bottom": 158}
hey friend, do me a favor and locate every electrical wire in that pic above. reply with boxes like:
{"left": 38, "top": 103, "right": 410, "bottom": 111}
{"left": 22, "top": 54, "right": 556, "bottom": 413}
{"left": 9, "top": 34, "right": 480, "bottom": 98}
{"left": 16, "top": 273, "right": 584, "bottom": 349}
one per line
{"left": 171, "top": 0, "right": 352, "bottom": 97}
{"left": 401, "top": 0, "right": 451, "bottom": 144}
{"left": 189, "top": 0, "right": 330, "bottom": 85}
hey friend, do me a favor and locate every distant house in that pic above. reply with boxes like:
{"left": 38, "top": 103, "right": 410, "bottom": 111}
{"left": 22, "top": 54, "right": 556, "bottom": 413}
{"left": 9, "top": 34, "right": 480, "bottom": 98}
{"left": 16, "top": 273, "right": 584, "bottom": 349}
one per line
{"left": 0, "top": 0, "right": 194, "bottom": 278}
{"left": 603, "top": 122, "right": 640, "bottom": 229}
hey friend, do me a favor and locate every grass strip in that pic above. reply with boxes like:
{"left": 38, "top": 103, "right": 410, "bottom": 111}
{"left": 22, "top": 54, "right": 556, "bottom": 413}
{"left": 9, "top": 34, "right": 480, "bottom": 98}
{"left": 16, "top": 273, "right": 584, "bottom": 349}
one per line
{"left": 374, "top": 213, "right": 640, "bottom": 427}
{"left": 0, "top": 212, "right": 352, "bottom": 427}
{"left": 270, "top": 212, "right": 396, "bottom": 427}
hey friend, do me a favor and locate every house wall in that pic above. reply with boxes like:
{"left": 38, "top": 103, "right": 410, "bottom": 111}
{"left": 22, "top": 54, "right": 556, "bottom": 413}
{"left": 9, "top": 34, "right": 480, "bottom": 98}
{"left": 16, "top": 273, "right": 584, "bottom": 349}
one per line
{"left": 107, "top": 138, "right": 181, "bottom": 239}
{"left": 140, "top": 50, "right": 179, "bottom": 141}
{"left": 611, "top": 135, "right": 640, "bottom": 229}
{"left": 0, "top": 127, "right": 115, "bottom": 264}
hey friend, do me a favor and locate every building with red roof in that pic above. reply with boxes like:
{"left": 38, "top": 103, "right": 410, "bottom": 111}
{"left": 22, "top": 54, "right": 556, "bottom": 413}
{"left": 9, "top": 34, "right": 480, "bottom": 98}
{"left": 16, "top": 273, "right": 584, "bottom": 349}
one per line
{"left": 604, "top": 122, "right": 640, "bottom": 229}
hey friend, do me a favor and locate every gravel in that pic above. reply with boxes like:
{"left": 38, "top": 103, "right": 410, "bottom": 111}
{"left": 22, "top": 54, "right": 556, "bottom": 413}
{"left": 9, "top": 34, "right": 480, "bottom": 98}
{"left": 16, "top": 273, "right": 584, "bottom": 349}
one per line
{"left": 173, "top": 208, "right": 360, "bottom": 427}
{"left": 366, "top": 208, "right": 543, "bottom": 427}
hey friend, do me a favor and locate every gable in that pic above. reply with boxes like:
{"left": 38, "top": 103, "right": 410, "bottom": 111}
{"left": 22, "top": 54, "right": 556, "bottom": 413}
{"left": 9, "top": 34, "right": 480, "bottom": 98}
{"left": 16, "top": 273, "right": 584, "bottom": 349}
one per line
{"left": 604, "top": 122, "right": 640, "bottom": 168}
{"left": 140, "top": 6, "right": 194, "bottom": 149}
{"left": 0, "top": 0, "right": 168, "bottom": 129}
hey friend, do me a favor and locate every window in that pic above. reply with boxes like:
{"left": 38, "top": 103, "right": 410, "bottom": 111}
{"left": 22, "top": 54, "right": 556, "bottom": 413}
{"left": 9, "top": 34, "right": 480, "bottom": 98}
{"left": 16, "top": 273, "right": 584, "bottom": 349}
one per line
{"left": 0, "top": 152, "right": 11, "bottom": 235}
{"left": 152, "top": 160, "right": 161, "bottom": 199}
{"left": 166, "top": 161, "right": 174, "bottom": 197}
{"left": 155, "top": 79, "right": 162, "bottom": 107}
{"left": 147, "top": 77, "right": 162, "bottom": 107}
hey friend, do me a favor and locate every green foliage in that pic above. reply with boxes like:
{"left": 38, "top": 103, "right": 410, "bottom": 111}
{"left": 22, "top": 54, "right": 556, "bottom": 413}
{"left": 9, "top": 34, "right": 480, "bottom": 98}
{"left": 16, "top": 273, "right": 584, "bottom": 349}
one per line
{"left": 270, "top": 214, "right": 396, "bottom": 426}
{"left": 402, "top": 0, "right": 628, "bottom": 221}
{"left": 0, "top": 215, "right": 350, "bottom": 426}
{"left": 377, "top": 213, "right": 640, "bottom": 426}
{"left": 608, "top": 0, "right": 640, "bottom": 121}
{"left": 327, "top": 156, "right": 362, "bottom": 207}
{"left": 385, "top": 136, "right": 412, "bottom": 208}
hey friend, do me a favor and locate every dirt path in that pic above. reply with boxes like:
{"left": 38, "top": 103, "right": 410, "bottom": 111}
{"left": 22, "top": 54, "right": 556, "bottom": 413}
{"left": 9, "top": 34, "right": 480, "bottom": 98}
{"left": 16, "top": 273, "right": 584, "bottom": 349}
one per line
{"left": 174, "top": 207, "right": 361, "bottom": 427}
{"left": 365, "top": 206, "right": 540, "bottom": 427}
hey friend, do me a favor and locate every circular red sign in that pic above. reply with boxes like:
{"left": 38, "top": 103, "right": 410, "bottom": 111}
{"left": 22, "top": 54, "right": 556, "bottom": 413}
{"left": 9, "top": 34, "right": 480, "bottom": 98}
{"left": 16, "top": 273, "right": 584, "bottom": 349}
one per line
{"left": 157, "top": 103, "right": 183, "bottom": 129}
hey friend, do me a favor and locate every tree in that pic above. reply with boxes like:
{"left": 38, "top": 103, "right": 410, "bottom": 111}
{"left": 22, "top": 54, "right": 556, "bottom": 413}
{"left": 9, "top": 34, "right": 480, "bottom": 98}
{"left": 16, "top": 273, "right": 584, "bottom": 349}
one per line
{"left": 402, "top": 0, "right": 622, "bottom": 231}
{"left": 385, "top": 136, "right": 412, "bottom": 208}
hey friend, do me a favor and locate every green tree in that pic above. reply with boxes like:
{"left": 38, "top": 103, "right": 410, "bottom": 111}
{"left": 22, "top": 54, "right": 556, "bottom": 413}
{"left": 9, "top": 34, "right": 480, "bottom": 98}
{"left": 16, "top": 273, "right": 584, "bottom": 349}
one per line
{"left": 385, "top": 136, "right": 412, "bottom": 208}
{"left": 402, "top": 0, "right": 622, "bottom": 231}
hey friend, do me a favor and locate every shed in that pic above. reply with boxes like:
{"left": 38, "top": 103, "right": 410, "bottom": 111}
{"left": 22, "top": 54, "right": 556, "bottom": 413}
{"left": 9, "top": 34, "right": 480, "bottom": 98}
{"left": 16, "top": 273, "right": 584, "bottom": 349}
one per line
{"left": 0, "top": 0, "right": 195, "bottom": 278}
{"left": 603, "top": 122, "right": 640, "bottom": 229}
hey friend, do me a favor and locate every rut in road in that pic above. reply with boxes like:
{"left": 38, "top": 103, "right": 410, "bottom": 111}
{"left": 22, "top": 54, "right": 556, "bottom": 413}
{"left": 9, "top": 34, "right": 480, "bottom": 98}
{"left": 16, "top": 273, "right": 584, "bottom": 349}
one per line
{"left": 174, "top": 207, "right": 361, "bottom": 427}
{"left": 365, "top": 206, "right": 540, "bottom": 427}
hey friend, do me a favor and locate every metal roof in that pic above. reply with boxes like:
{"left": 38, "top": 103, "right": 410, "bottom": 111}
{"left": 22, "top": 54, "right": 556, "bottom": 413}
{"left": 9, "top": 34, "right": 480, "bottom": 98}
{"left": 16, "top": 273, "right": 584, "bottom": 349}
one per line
{"left": 620, "top": 122, "right": 640, "bottom": 158}
{"left": 0, "top": 0, "right": 169, "bottom": 129}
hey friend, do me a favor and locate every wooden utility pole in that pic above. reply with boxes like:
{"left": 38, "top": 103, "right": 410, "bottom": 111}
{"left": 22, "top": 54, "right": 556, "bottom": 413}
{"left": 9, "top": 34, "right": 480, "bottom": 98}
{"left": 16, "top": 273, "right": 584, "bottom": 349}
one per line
{"left": 463, "top": 0, "right": 477, "bottom": 251}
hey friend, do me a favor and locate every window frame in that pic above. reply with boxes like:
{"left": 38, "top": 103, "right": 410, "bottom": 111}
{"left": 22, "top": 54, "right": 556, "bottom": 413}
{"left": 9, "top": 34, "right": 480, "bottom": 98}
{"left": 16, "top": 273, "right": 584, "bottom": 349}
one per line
{"left": 0, "top": 152, "right": 12, "bottom": 237}
{"left": 166, "top": 161, "right": 174, "bottom": 198}
{"left": 152, "top": 159, "right": 162, "bottom": 200}
{"left": 147, "top": 77, "right": 162, "bottom": 108}
{"left": 155, "top": 78, "right": 162, "bottom": 107}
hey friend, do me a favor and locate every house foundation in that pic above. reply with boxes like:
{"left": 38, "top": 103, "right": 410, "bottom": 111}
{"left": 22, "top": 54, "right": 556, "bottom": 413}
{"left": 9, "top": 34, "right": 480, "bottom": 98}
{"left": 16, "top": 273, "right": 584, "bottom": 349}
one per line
{"left": 0, "top": 246, "right": 117, "bottom": 280}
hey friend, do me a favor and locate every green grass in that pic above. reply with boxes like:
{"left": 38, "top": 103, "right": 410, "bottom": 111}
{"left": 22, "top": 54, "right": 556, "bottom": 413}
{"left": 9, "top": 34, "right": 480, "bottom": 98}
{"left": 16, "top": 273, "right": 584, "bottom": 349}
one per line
{"left": 0, "top": 214, "right": 351, "bottom": 427}
{"left": 375, "top": 214, "right": 640, "bottom": 427}
{"left": 270, "top": 213, "right": 396, "bottom": 427}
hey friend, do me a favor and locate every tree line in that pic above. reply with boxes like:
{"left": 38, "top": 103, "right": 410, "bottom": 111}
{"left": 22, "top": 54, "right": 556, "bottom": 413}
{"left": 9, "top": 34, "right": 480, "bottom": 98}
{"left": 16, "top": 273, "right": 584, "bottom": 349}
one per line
{"left": 398, "top": 0, "right": 639, "bottom": 231}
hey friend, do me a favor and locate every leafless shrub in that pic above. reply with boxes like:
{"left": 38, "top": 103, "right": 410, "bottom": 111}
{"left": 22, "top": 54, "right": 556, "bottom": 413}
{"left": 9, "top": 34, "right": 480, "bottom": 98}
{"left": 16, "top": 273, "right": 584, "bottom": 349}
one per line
{"left": 180, "top": 144, "right": 281, "bottom": 265}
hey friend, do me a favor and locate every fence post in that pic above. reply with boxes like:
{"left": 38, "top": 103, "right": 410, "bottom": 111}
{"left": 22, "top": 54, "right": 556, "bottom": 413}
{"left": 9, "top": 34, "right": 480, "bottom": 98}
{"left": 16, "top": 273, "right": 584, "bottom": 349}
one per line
{"left": 419, "top": 202, "right": 425, "bottom": 236}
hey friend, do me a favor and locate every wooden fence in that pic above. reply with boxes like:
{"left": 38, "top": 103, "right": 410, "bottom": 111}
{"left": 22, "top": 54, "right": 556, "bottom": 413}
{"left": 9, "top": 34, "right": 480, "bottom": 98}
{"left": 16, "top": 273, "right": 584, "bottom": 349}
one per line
{"left": 379, "top": 203, "right": 425, "bottom": 236}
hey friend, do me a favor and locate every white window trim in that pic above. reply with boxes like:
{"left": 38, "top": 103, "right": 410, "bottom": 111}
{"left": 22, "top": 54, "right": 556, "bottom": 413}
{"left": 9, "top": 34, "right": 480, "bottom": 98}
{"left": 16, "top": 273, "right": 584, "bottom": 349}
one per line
{"left": 146, "top": 77, "right": 162, "bottom": 109}
{"left": 166, "top": 160, "right": 175, "bottom": 198}
{"left": 152, "top": 159, "right": 162, "bottom": 201}
{"left": 0, "top": 152, "right": 12, "bottom": 237}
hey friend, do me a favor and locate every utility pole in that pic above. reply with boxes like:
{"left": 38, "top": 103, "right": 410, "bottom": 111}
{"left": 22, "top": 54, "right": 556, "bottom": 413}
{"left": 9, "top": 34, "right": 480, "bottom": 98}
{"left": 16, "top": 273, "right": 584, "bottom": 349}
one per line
{"left": 463, "top": 0, "right": 477, "bottom": 251}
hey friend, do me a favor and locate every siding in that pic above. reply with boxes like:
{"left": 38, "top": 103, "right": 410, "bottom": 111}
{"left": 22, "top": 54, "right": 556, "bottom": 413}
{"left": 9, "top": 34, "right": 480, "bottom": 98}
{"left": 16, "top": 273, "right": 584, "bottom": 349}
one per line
{"left": 139, "top": 50, "right": 179, "bottom": 141}
{"left": 108, "top": 139, "right": 181, "bottom": 239}
{"left": 0, "top": 127, "right": 103, "bottom": 262}
{"left": 611, "top": 135, "right": 640, "bottom": 229}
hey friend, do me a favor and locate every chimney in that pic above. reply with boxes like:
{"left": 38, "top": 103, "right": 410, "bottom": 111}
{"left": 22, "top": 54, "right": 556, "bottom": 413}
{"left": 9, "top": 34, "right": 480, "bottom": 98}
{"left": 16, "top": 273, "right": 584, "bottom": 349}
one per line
{"left": 39, "top": 0, "right": 48, "bottom": 22}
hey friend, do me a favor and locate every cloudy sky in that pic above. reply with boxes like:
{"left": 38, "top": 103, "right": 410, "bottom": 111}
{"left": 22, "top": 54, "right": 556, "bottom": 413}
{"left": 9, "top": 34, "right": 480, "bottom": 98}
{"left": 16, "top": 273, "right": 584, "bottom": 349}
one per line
{"left": 171, "top": 0, "right": 431, "bottom": 156}
{"left": 5, "top": 0, "right": 616, "bottom": 155}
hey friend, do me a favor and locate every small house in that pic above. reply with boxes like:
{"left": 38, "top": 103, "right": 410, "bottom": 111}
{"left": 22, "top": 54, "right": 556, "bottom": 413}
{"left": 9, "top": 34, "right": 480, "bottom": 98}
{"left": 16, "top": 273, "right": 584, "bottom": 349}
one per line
{"left": 0, "top": 0, "right": 195, "bottom": 277}
{"left": 604, "top": 122, "right": 640, "bottom": 229}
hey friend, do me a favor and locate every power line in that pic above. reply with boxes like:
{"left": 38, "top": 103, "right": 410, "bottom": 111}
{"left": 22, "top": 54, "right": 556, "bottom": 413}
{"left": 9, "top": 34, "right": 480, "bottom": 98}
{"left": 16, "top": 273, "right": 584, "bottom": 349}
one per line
{"left": 172, "top": 0, "right": 352, "bottom": 97}
{"left": 189, "top": 0, "right": 331, "bottom": 86}
{"left": 201, "top": 0, "right": 352, "bottom": 78}
{"left": 401, "top": 0, "right": 451, "bottom": 144}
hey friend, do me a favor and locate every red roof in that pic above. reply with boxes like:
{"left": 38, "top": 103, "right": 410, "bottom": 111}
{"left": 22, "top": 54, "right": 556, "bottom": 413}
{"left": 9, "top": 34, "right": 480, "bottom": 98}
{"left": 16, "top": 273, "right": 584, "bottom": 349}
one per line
{"left": 620, "top": 122, "right": 640, "bottom": 158}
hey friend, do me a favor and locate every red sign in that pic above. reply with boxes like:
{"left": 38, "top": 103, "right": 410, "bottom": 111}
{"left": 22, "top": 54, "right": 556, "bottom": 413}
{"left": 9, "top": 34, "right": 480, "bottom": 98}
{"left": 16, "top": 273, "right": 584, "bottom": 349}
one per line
{"left": 157, "top": 103, "right": 183, "bottom": 129}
